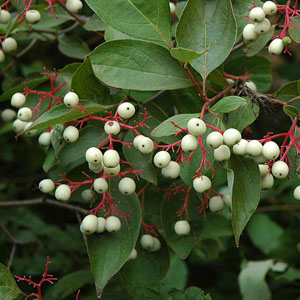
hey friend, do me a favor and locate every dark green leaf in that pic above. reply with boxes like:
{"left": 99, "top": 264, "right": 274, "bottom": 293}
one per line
{"left": 90, "top": 40, "right": 193, "bottom": 91}
{"left": 210, "top": 96, "right": 247, "bottom": 113}
{"left": 43, "top": 148, "right": 59, "bottom": 172}
{"left": 58, "top": 35, "right": 90, "bottom": 60}
{"left": 170, "top": 47, "right": 209, "bottom": 63}
{"left": 283, "top": 105, "right": 299, "bottom": 118}
{"left": 289, "top": 17, "right": 300, "bottom": 43}
{"left": 169, "top": 286, "right": 212, "bottom": 300}
{"left": 59, "top": 63, "right": 81, "bottom": 87}
{"left": 83, "top": 14, "right": 107, "bottom": 32}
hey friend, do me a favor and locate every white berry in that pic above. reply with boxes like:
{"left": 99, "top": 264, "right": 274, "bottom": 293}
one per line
{"left": 104, "top": 121, "right": 120, "bottom": 135}
{"left": 81, "top": 189, "right": 94, "bottom": 202}
{"left": 223, "top": 195, "right": 232, "bottom": 209}
{"left": 38, "top": 132, "right": 51, "bottom": 147}
{"left": 63, "top": 126, "right": 79, "bottom": 143}
{"left": 253, "top": 153, "right": 269, "bottom": 164}
{"left": 96, "top": 217, "right": 106, "bottom": 233}
{"left": 243, "top": 24, "right": 258, "bottom": 41}
{"left": 85, "top": 147, "right": 103, "bottom": 164}
{"left": 272, "top": 161, "right": 289, "bottom": 179}
{"left": 17, "top": 107, "right": 32, "bottom": 122}
{"left": 103, "top": 149, "right": 120, "bottom": 167}
{"left": 249, "top": 7, "right": 265, "bottom": 22}
{"left": 174, "top": 220, "right": 190, "bottom": 235}
{"left": 128, "top": 248, "right": 137, "bottom": 260}
{"left": 81, "top": 215, "right": 98, "bottom": 235}
{"left": 13, "top": 119, "right": 27, "bottom": 133}
{"left": 117, "top": 102, "right": 135, "bottom": 119}
{"left": 0, "top": 10, "right": 11, "bottom": 24}
{"left": 263, "top": 1, "right": 277, "bottom": 15}
{"left": 2, "top": 37, "right": 17, "bottom": 53}
{"left": 138, "top": 137, "right": 154, "bottom": 154}
{"left": 140, "top": 234, "right": 155, "bottom": 251}
{"left": 1, "top": 108, "right": 16, "bottom": 122}
{"left": 169, "top": 2, "right": 176, "bottom": 14}
{"left": 293, "top": 185, "right": 300, "bottom": 200}
{"left": 268, "top": 39, "right": 284, "bottom": 55}
{"left": 24, "top": 122, "right": 37, "bottom": 136}
{"left": 89, "top": 162, "right": 103, "bottom": 173}
{"left": 181, "top": 134, "right": 198, "bottom": 152}
{"left": 245, "top": 81, "right": 257, "bottom": 91}
{"left": 223, "top": 128, "right": 241, "bottom": 146}
{"left": 261, "top": 173, "right": 274, "bottom": 189}
{"left": 133, "top": 135, "right": 144, "bottom": 149}
{"left": 233, "top": 139, "right": 248, "bottom": 156}
{"left": 118, "top": 177, "right": 136, "bottom": 195}
{"left": 209, "top": 196, "right": 224, "bottom": 212}
{"left": 39, "top": 179, "right": 55, "bottom": 194}
{"left": 93, "top": 178, "right": 108, "bottom": 194}
{"left": 193, "top": 175, "right": 211, "bottom": 193}
{"left": 214, "top": 145, "right": 231, "bottom": 161}
{"left": 55, "top": 184, "right": 71, "bottom": 201}
{"left": 150, "top": 237, "right": 161, "bottom": 252}
{"left": 104, "top": 164, "right": 120, "bottom": 175}
{"left": 206, "top": 131, "right": 223, "bottom": 148}
{"left": 25, "top": 10, "right": 41, "bottom": 24}
{"left": 105, "top": 216, "right": 121, "bottom": 232}
{"left": 247, "top": 140, "right": 263, "bottom": 157}
{"left": 187, "top": 118, "right": 206, "bottom": 136}
{"left": 66, "top": 0, "right": 83, "bottom": 13}
{"left": 0, "top": 49, "right": 5, "bottom": 63}
{"left": 153, "top": 151, "right": 171, "bottom": 168}
{"left": 262, "top": 141, "right": 280, "bottom": 160}
{"left": 64, "top": 92, "right": 79, "bottom": 108}
{"left": 11, "top": 93, "right": 26, "bottom": 108}
{"left": 161, "top": 161, "right": 180, "bottom": 179}
{"left": 259, "top": 164, "right": 269, "bottom": 177}
{"left": 254, "top": 18, "right": 271, "bottom": 34}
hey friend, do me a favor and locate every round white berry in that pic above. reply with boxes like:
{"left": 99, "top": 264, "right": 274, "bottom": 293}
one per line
{"left": 64, "top": 92, "right": 79, "bottom": 108}
{"left": 261, "top": 173, "right": 274, "bottom": 189}
{"left": 181, "top": 134, "right": 198, "bottom": 152}
{"left": 133, "top": 135, "right": 144, "bottom": 149}
{"left": 206, "top": 131, "right": 223, "bottom": 149}
{"left": 263, "top": 1, "right": 277, "bottom": 15}
{"left": 209, "top": 196, "right": 224, "bottom": 212}
{"left": 243, "top": 24, "right": 258, "bottom": 41}
{"left": 161, "top": 161, "right": 180, "bottom": 179}
{"left": 94, "top": 178, "right": 108, "bottom": 194}
{"left": 193, "top": 175, "right": 211, "bottom": 193}
{"left": 88, "top": 162, "right": 103, "bottom": 173}
{"left": 174, "top": 220, "right": 190, "bottom": 235}
{"left": 81, "top": 189, "right": 94, "bottom": 202}
{"left": 0, "top": 9, "right": 11, "bottom": 24}
{"left": 1, "top": 108, "right": 16, "bottom": 122}
{"left": 96, "top": 217, "right": 106, "bottom": 233}
{"left": 293, "top": 185, "right": 300, "bottom": 200}
{"left": 259, "top": 164, "right": 269, "bottom": 177}
{"left": 81, "top": 215, "right": 98, "bottom": 235}
{"left": 128, "top": 248, "right": 137, "bottom": 260}
{"left": 214, "top": 145, "right": 231, "bottom": 161}
{"left": 232, "top": 139, "right": 248, "bottom": 156}
{"left": 104, "top": 164, "right": 120, "bottom": 176}
{"left": 187, "top": 118, "right": 206, "bottom": 136}
{"left": 254, "top": 18, "right": 271, "bottom": 34}
{"left": 25, "top": 10, "right": 41, "bottom": 24}
{"left": 103, "top": 149, "right": 120, "bottom": 168}
{"left": 117, "top": 102, "right": 135, "bottom": 119}
{"left": 262, "top": 141, "right": 280, "bottom": 160}
{"left": 0, "top": 49, "right": 5, "bottom": 63}
{"left": 63, "top": 126, "right": 79, "bottom": 143}
{"left": 13, "top": 119, "right": 27, "bottom": 133}
{"left": 17, "top": 107, "right": 32, "bottom": 122}
{"left": 140, "top": 234, "right": 155, "bottom": 251}
{"left": 104, "top": 121, "right": 120, "bottom": 135}
{"left": 223, "top": 128, "right": 241, "bottom": 146}
{"left": 253, "top": 153, "right": 269, "bottom": 164}
{"left": 169, "top": 2, "right": 176, "bottom": 14}
{"left": 39, "top": 179, "right": 55, "bottom": 194}
{"left": 66, "top": 0, "right": 83, "bottom": 13}
{"left": 2, "top": 37, "right": 17, "bottom": 53}
{"left": 223, "top": 195, "right": 232, "bottom": 209}
{"left": 150, "top": 237, "right": 161, "bottom": 252}
{"left": 55, "top": 184, "right": 71, "bottom": 201}
{"left": 249, "top": 7, "right": 265, "bottom": 22}
{"left": 153, "top": 151, "right": 171, "bottom": 168}
{"left": 105, "top": 216, "right": 121, "bottom": 232}
{"left": 138, "top": 137, "right": 154, "bottom": 154}
{"left": 245, "top": 81, "right": 257, "bottom": 91}
{"left": 268, "top": 39, "right": 284, "bottom": 55}
{"left": 247, "top": 140, "right": 263, "bottom": 157}
{"left": 85, "top": 147, "right": 103, "bottom": 164}
{"left": 271, "top": 161, "right": 289, "bottom": 179}
{"left": 118, "top": 177, "right": 136, "bottom": 195}
{"left": 38, "top": 132, "right": 51, "bottom": 147}
{"left": 11, "top": 93, "right": 26, "bottom": 108}
{"left": 24, "top": 122, "right": 37, "bottom": 136}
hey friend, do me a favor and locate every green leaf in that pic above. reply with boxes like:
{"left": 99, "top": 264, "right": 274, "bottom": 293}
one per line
{"left": 227, "top": 156, "right": 260, "bottom": 246}
{"left": 238, "top": 260, "right": 273, "bottom": 300}
{"left": 58, "top": 35, "right": 90, "bottom": 60}
{"left": 0, "top": 263, "right": 23, "bottom": 300}
{"left": 283, "top": 105, "right": 299, "bottom": 118}
{"left": 83, "top": 14, "right": 107, "bottom": 32}
{"left": 170, "top": 46, "right": 211, "bottom": 63}
{"left": 90, "top": 39, "right": 193, "bottom": 91}
{"left": 43, "top": 148, "right": 59, "bottom": 172}
{"left": 210, "top": 96, "right": 247, "bottom": 113}
{"left": 169, "top": 286, "right": 212, "bottom": 300}
{"left": 176, "top": 0, "right": 237, "bottom": 78}
{"left": 289, "top": 17, "right": 300, "bottom": 43}
{"left": 87, "top": 182, "right": 141, "bottom": 296}
{"left": 24, "top": 101, "right": 108, "bottom": 132}
{"left": 105, "top": 26, "right": 131, "bottom": 41}
{"left": 59, "top": 63, "right": 81, "bottom": 87}
{"left": 151, "top": 113, "right": 199, "bottom": 138}
{"left": 161, "top": 190, "right": 204, "bottom": 258}
{"left": 85, "top": 0, "right": 171, "bottom": 47}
